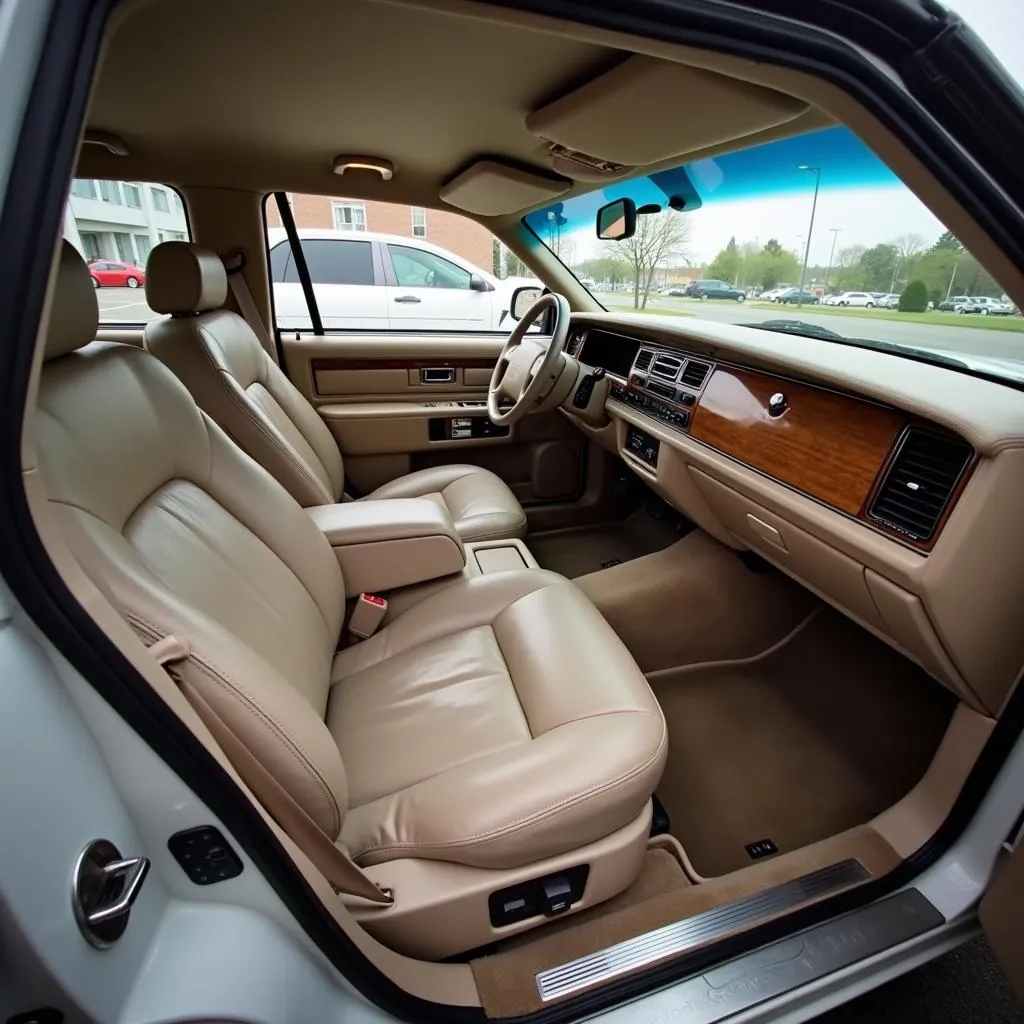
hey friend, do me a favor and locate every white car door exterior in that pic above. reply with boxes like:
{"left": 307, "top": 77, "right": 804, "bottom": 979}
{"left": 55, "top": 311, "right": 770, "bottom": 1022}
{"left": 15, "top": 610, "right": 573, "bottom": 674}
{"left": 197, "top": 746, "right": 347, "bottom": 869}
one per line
{"left": 384, "top": 242, "right": 495, "bottom": 330}
{"left": 269, "top": 238, "right": 389, "bottom": 330}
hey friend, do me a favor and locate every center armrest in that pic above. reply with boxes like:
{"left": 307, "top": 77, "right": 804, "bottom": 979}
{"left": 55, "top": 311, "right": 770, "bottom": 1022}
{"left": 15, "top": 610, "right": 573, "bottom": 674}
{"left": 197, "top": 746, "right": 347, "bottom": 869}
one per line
{"left": 308, "top": 498, "right": 466, "bottom": 597}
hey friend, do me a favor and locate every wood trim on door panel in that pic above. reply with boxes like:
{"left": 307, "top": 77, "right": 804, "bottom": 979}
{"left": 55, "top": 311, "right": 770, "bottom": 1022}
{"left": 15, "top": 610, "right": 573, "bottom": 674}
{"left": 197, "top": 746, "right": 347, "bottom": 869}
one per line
{"left": 690, "top": 366, "right": 904, "bottom": 517}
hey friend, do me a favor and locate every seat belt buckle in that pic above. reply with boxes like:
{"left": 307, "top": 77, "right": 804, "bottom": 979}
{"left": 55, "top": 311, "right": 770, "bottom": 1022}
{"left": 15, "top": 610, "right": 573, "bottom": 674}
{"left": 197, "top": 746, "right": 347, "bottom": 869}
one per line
{"left": 349, "top": 593, "right": 388, "bottom": 640}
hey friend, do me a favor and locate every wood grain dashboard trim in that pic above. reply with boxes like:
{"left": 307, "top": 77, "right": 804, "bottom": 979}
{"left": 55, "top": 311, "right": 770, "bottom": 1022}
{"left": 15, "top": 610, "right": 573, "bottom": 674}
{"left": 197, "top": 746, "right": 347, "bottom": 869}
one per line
{"left": 690, "top": 365, "right": 905, "bottom": 518}
{"left": 311, "top": 357, "right": 496, "bottom": 371}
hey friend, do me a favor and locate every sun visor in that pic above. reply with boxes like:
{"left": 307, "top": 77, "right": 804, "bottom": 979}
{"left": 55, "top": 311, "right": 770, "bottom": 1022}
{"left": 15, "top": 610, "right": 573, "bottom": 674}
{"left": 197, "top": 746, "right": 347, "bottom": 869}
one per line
{"left": 440, "top": 160, "right": 571, "bottom": 216}
{"left": 526, "top": 56, "right": 808, "bottom": 173}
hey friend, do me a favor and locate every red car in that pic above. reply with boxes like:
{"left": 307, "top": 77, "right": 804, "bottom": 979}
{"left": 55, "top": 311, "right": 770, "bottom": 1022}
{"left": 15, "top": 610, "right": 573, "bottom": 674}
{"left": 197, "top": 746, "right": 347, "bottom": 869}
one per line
{"left": 86, "top": 258, "right": 146, "bottom": 288}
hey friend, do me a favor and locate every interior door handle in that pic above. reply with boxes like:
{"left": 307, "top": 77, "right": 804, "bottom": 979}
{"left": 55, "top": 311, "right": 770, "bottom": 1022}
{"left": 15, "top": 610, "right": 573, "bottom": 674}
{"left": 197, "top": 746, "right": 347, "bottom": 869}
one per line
{"left": 394, "top": 295, "right": 422, "bottom": 303}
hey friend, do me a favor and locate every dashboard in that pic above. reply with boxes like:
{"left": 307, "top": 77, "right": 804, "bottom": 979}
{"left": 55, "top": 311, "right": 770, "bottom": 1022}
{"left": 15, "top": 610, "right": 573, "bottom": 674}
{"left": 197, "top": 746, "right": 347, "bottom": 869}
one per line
{"left": 562, "top": 313, "right": 1024, "bottom": 720}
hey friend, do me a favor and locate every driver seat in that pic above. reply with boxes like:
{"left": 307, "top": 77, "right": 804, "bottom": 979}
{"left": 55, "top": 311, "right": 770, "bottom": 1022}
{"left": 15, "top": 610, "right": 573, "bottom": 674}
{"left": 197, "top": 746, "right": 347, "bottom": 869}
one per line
{"left": 143, "top": 242, "right": 526, "bottom": 543}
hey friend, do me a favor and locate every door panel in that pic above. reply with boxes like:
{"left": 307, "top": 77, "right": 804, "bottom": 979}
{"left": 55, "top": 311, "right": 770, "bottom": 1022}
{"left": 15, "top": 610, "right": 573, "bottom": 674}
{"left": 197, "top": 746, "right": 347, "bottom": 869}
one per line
{"left": 280, "top": 332, "right": 585, "bottom": 503}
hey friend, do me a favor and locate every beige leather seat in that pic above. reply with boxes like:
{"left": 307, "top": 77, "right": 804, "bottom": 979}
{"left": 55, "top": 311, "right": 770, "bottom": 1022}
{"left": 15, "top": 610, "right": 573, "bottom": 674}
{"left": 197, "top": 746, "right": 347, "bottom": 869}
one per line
{"left": 38, "top": 243, "right": 667, "bottom": 957}
{"left": 143, "top": 242, "right": 526, "bottom": 543}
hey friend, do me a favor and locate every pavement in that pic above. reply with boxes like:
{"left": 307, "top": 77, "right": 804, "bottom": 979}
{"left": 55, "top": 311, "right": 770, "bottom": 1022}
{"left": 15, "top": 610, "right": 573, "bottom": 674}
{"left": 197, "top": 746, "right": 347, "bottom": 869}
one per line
{"left": 816, "top": 938, "right": 1022, "bottom": 1024}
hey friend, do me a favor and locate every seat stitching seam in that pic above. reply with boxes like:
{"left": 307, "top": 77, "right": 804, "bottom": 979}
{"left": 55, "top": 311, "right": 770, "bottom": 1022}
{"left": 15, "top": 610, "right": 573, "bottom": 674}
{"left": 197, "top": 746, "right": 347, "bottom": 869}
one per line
{"left": 125, "top": 609, "right": 342, "bottom": 836}
{"left": 192, "top": 323, "right": 333, "bottom": 504}
{"left": 351, "top": 720, "right": 667, "bottom": 858}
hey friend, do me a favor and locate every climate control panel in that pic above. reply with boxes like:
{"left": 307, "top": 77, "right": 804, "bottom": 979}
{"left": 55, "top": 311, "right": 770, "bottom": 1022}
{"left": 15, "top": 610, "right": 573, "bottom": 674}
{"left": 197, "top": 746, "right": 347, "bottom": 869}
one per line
{"left": 610, "top": 381, "right": 690, "bottom": 430}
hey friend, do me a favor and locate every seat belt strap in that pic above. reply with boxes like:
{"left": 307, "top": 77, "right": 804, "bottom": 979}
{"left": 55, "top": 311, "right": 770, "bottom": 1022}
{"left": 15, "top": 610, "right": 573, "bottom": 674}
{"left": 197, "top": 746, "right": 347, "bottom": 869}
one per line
{"left": 149, "top": 635, "right": 392, "bottom": 905}
{"left": 221, "top": 252, "right": 279, "bottom": 363}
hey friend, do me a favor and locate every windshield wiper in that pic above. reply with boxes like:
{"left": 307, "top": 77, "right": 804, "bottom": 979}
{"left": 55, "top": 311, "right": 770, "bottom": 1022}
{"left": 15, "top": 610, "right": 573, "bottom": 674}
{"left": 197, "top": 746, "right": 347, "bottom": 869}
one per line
{"left": 746, "top": 319, "right": 976, "bottom": 373}
{"left": 747, "top": 319, "right": 846, "bottom": 342}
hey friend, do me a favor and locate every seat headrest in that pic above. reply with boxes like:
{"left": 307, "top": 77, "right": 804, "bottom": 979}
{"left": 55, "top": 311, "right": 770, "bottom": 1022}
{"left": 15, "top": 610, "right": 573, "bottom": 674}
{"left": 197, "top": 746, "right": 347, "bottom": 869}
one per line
{"left": 45, "top": 241, "right": 100, "bottom": 361}
{"left": 145, "top": 241, "right": 228, "bottom": 315}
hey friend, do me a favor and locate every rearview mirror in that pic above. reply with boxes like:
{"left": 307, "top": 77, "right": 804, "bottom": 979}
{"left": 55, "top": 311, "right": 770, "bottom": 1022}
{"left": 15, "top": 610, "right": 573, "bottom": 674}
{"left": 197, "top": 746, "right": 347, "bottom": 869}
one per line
{"left": 596, "top": 198, "right": 636, "bottom": 241}
{"left": 511, "top": 285, "right": 544, "bottom": 320}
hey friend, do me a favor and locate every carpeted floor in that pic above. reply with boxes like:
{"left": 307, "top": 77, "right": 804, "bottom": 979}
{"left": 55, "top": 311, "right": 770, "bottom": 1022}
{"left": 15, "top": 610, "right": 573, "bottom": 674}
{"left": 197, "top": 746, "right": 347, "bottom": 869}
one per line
{"left": 527, "top": 506, "right": 683, "bottom": 579}
{"left": 575, "top": 529, "right": 820, "bottom": 674}
{"left": 650, "top": 609, "right": 957, "bottom": 877}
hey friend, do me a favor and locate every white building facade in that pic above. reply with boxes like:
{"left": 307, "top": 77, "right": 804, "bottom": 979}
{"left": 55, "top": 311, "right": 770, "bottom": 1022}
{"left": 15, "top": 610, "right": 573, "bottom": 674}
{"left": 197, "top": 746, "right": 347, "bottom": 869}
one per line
{"left": 63, "top": 179, "right": 188, "bottom": 266}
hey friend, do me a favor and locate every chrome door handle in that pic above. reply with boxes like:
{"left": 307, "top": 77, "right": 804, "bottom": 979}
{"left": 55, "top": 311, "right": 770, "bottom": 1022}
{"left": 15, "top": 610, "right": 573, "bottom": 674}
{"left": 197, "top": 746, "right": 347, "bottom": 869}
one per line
{"left": 86, "top": 857, "right": 150, "bottom": 925}
{"left": 393, "top": 295, "right": 422, "bottom": 303}
{"left": 73, "top": 839, "right": 150, "bottom": 948}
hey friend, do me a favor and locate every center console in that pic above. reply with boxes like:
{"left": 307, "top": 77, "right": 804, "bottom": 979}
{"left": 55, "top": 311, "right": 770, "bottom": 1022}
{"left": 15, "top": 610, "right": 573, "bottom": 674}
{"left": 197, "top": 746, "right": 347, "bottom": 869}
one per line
{"left": 308, "top": 498, "right": 465, "bottom": 596}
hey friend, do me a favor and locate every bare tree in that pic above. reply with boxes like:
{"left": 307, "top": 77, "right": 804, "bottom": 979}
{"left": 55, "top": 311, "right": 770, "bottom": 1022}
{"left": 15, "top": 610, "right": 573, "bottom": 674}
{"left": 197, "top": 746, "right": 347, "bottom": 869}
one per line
{"left": 614, "top": 212, "right": 693, "bottom": 310}
{"left": 894, "top": 233, "right": 926, "bottom": 265}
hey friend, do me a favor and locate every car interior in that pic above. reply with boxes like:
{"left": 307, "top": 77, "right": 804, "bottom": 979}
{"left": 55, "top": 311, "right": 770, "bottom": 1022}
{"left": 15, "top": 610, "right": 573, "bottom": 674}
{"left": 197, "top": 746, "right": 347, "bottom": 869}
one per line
{"left": 23, "top": 0, "right": 1024, "bottom": 1018}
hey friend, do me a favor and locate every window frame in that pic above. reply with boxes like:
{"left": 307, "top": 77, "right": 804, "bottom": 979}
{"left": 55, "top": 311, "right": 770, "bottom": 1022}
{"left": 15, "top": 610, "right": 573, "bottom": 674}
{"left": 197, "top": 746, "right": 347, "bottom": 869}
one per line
{"left": 411, "top": 206, "right": 427, "bottom": 238}
{"left": 331, "top": 200, "right": 367, "bottom": 232}
{"left": 150, "top": 186, "right": 170, "bottom": 213}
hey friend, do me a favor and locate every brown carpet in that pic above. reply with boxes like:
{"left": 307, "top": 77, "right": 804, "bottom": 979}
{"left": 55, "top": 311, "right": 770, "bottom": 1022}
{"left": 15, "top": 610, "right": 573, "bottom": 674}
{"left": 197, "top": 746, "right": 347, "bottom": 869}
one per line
{"left": 651, "top": 609, "right": 957, "bottom": 877}
{"left": 472, "top": 827, "right": 900, "bottom": 1018}
{"left": 528, "top": 507, "right": 681, "bottom": 579}
{"left": 576, "top": 530, "right": 819, "bottom": 674}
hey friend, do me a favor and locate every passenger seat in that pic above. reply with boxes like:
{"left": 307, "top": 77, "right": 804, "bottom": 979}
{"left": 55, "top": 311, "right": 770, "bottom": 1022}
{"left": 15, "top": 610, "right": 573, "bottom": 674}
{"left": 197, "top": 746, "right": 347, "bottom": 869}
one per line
{"left": 37, "top": 242, "right": 667, "bottom": 959}
{"left": 142, "top": 242, "right": 526, "bottom": 544}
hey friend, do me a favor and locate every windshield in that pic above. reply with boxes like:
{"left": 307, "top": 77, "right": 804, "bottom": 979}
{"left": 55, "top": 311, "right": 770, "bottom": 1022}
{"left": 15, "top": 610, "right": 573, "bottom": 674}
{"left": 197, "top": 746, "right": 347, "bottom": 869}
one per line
{"left": 524, "top": 125, "right": 1024, "bottom": 386}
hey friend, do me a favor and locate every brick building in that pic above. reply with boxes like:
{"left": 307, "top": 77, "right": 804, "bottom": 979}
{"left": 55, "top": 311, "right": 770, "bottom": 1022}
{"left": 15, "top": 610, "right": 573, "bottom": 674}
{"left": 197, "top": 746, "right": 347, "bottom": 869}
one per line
{"left": 267, "top": 194, "right": 497, "bottom": 273}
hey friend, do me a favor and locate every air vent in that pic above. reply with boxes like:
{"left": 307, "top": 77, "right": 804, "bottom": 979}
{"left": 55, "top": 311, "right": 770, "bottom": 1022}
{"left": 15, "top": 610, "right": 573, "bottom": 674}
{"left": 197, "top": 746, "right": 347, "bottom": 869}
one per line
{"left": 869, "top": 429, "right": 972, "bottom": 542}
{"left": 646, "top": 379, "right": 675, "bottom": 400}
{"left": 651, "top": 354, "right": 682, "bottom": 380}
{"left": 634, "top": 350, "right": 654, "bottom": 374}
{"left": 680, "top": 360, "right": 711, "bottom": 389}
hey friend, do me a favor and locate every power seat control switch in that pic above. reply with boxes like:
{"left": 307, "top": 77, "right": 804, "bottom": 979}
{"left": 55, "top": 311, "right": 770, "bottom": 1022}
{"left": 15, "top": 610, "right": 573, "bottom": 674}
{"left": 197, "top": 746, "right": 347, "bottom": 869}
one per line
{"left": 542, "top": 876, "right": 573, "bottom": 916}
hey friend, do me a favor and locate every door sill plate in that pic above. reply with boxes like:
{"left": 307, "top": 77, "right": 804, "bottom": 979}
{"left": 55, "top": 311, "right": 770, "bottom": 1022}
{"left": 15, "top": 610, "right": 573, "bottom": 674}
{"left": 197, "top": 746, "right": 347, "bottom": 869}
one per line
{"left": 537, "top": 858, "right": 875, "bottom": 1001}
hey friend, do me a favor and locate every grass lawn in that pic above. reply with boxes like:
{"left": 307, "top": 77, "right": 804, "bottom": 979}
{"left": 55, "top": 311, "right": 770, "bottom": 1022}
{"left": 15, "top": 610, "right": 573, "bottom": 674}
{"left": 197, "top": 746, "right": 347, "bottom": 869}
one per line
{"left": 743, "top": 301, "right": 1024, "bottom": 332}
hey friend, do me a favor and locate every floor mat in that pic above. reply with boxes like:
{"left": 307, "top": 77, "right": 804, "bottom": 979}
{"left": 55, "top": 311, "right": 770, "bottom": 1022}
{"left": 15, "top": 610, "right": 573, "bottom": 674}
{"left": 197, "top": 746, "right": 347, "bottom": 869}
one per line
{"left": 528, "top": 506, "right": 682, "bottom": 579}
{"left": 651, "top": 609, "right": 956, "bottom": 877}
{"left": 575, "top": 530, "right": 820, "bottom": 674}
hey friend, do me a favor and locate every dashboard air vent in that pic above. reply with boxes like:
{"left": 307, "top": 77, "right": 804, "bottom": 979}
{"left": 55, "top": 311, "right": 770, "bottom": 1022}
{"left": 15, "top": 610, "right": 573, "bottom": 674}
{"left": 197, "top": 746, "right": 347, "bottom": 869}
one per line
{"left": 634, "top": 350, "right": 654, "bottom": 374}
{"left": 680, "top": 360, "right": 711, "bottom": 389}
{"left": 651, "top": 354, "right": 682, "bottom": 380}
{"left": 869, "top": 429, "right": 972, "bottom": 542}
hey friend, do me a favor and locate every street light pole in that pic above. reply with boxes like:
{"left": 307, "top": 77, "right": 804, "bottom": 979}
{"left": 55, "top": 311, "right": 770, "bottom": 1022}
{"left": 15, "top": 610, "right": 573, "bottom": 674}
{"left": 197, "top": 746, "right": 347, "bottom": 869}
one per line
{"left": 796, "top": 165, "right": 821, "bottom": 309}
{"left": 823, "top": 227, "right": 840, "bottom": 293}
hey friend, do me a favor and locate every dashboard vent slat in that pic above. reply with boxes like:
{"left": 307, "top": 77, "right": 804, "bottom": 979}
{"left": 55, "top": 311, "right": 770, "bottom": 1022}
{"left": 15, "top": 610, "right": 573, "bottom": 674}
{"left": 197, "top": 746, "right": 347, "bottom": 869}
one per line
{"left": 869, "top": 429, "right": 972, "bottom": 542}
{"left": 651, "top": 354, "right": 683, "bottom": 381}
{"left": 680, "top": 361, "right": 710, "bottom": 389}
{"left": 634, "top": 350, "right": 654, "bottom": 374}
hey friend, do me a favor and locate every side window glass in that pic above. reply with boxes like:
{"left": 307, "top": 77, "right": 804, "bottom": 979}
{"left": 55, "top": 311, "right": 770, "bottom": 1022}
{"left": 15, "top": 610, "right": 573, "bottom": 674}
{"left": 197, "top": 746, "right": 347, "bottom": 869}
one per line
{"left": 269, "top": 241, "right": 294, "bottom": 283}
{"left": 65, "top": 179, "right": 190, "bottom": 324}
{"left": 389, "top": 244, "right": 471, "bottom": 289}
{"left": 301, "top": 240, "right": 374, "bottom": 286}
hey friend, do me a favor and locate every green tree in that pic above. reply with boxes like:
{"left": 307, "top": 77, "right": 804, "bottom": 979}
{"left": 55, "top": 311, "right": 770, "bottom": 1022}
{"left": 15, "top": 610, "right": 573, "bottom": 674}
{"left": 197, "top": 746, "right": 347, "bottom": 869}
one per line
{"left": 752, "top": 238, "right": 798, "bottom": 289}
{"left": 706, "top": 236, "right": 741, "bottom": 284}
{"left": 931, "top": 230, "right": 965, "bottom": 254}
{"left": 858, "top": 243, "right": 899, "bottom": 292}
{"left": 899, "top": 280, "right": 929, "bottom": 312}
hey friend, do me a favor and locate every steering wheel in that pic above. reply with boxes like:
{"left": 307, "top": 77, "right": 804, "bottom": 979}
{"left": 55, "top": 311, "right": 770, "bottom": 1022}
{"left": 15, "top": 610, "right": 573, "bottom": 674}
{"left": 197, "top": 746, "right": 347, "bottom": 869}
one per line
{"left": 487, "top": 293, "right": 570, "bottom": 426}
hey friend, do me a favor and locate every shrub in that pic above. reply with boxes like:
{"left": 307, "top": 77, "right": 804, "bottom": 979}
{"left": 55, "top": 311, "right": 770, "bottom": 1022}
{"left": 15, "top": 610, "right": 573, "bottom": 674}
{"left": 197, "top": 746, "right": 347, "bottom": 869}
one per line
{"left": 899, "top": 280, "right": 929, "bottom": 312}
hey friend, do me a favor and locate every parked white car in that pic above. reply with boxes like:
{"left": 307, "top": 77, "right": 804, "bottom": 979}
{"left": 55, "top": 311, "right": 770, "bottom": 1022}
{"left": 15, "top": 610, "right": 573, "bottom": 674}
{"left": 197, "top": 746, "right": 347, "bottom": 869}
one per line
{"left": 825, "top": 290, "right": 877, "bottom": 307}
{"left": 267, "top": 228, "right": 539, "bottom": 331}
{"left": 957, "top": 295, "right": 1015, "bottom": 316}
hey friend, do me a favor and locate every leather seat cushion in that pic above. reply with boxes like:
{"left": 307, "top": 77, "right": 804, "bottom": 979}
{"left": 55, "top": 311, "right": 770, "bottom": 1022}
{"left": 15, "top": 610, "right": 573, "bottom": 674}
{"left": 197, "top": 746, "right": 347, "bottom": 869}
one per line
{"left": 328, "top": 570, "right": 667, "bottom": 870}
{"left": 365, "top": 465, "right": 526, "bottom": 543}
